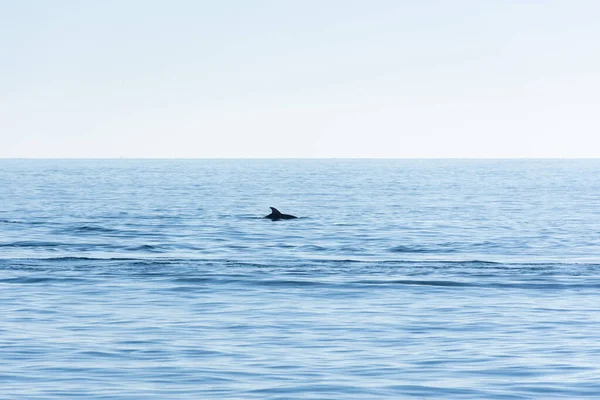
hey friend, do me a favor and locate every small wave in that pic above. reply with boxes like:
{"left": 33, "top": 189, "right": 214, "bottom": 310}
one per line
{"left": 338, "top": 245, "right": 366, "bottom": 253}
{"left": 389, "top": 245, "right": 431, "bottom": 253}
{"left": 0, "top": 241, "right": 63, "bottom": 248}
{"left": 2, "top": 255, "right": 598, "bottom": 268}
{"left": 351, "top": 278, "right": 600, "bottom": 290}
{"left": 8, "top": 256, "right": 139, "bottom": 262}
{"left": 0, "top": 219, "right": 48, "bottom": 225}
{"left": 125, "top": 244, "right": 164, "bottom": 253}
{"left": 377, "top": 259, "right": 501, "bottom": 266}
{"left": 298, "top": 245, "right": 328, "bottom": 251}
{"left": 388, "top": 241, "right": 507, "bottom": 254}
{"left": 486, "top": 281, "right": 600, "bottom": 290}
{"left": 0, "top": 276, "right": 86, "bottom": 284}
{"left": 0, "top": 219, "right": 51, "bottom": 225}
{"left": 354, "top": 279, "right": 472, "bottom": 287}
{"left": 254, "top": 279, "right": 332, "bottom": 288}
{"left": 388, "top": 244, "right": 462, "bottom": 254}
{"left": 73, "top": 225, "right": 119, "bottom": 234}
{"left": 173, "top": 277, "right": 215, "bottom": 284}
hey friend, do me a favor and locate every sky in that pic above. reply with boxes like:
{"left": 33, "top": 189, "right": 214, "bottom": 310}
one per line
{"left": 1, "top": 0, "right": 599, "bottom": 158}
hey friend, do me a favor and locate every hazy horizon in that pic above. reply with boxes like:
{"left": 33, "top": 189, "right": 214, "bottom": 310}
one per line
{"left": 2, "top": 1, "right": 599, "bottom": 158}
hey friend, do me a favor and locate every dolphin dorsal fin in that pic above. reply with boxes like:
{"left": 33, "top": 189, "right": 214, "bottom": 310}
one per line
{"left": 270, "top": 207, "right": 281, "bottom": 215}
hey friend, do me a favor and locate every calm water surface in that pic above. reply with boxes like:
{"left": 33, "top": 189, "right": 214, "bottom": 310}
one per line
{"left": 1, "top": 159, "right": 599, "bottom": 399}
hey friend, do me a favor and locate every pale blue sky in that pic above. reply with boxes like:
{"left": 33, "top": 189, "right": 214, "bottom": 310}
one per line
{"left": 1, "top": 1, "right": 599, "bottom": 158}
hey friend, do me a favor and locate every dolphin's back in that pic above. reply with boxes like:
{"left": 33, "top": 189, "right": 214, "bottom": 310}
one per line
{"left": 265, "top": 207, "right": 297, "bottom": 221}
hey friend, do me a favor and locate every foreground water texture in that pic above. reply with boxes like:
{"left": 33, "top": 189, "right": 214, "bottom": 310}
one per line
{"left": 1, "top": 159, "right": 599, "bottom": 399}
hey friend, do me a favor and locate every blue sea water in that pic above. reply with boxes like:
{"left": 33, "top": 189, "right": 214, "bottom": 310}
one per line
{"left": 1, "top": 159, "right": 600, "bottom": 399}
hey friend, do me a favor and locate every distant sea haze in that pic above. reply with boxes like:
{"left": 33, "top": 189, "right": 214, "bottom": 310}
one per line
{"left": 2, "top": 159, "right": 600, "bottom": 399}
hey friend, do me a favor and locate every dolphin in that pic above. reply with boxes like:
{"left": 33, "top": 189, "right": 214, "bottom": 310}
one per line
{"left": 264, "top": 207, "right": 298, "bottom": 221}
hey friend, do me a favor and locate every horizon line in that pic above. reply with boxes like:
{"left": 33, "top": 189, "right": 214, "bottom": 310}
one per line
{"left": 1, "top": 156, "right": 599, "bottom": 160}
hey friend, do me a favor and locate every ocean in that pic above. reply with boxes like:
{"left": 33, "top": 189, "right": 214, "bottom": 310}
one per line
{"left": 1, "top": 159, "right": 599, "bottom": 399}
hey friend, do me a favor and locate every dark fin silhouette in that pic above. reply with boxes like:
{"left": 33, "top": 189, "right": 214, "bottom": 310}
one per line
{"left": 265, "top": 207, "right": 298, "bottom": 221}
